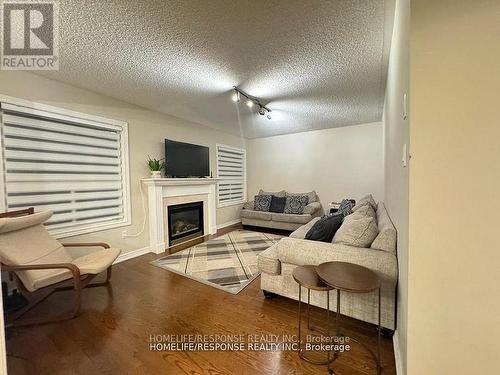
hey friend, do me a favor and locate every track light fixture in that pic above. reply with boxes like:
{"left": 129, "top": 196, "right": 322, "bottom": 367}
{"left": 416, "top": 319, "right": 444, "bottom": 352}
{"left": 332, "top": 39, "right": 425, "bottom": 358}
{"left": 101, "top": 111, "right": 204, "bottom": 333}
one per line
{"left": 231, "top": 86, "right": 272, "bottom": 120}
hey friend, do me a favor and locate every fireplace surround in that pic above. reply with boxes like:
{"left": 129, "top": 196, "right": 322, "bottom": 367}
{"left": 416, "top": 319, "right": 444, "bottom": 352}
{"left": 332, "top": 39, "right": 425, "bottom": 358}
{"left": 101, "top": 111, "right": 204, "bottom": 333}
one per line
{"left": 143, "top": 178, "right": 219, "bottom": 253}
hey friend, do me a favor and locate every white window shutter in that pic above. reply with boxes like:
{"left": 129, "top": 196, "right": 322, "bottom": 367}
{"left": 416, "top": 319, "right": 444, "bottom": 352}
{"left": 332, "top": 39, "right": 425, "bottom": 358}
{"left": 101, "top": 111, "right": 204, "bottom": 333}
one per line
{"left": 216, "top": 144, "right": 246, "bottom": 207}
{"left": 0, "top": 97, "right": 131, "bottom": 238}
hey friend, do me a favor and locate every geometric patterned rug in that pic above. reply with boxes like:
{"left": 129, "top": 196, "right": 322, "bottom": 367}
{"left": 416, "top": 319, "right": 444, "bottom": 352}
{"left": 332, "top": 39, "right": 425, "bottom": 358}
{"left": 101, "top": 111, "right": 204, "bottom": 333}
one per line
{"left": 150, "top": 230, "right": 283, "bottom": 294}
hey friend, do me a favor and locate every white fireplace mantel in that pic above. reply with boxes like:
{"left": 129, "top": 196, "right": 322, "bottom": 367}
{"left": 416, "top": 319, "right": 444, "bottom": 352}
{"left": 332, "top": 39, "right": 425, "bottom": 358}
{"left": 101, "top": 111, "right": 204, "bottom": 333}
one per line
{"left": 142, "top": 178, "right": 220, "bottom": 253}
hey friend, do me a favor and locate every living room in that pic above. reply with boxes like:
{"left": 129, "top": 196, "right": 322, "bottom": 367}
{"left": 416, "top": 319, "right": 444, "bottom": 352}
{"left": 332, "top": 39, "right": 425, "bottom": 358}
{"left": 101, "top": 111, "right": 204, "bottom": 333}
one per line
{"left": 0, "top": 1, "right": 499, "bottom": 375}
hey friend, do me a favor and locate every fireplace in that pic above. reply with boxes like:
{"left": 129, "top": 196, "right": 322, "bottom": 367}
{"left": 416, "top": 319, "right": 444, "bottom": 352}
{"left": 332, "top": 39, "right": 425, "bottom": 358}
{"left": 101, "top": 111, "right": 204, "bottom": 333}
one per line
{"left": 167, "top": 201, "right": 204, "bottom": 246}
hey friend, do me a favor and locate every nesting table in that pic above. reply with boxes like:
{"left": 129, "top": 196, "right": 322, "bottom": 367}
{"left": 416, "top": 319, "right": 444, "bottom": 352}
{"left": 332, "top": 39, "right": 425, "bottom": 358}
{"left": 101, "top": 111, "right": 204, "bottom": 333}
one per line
{"left": 293, "top": 261, "right": 382, "bottom": 375}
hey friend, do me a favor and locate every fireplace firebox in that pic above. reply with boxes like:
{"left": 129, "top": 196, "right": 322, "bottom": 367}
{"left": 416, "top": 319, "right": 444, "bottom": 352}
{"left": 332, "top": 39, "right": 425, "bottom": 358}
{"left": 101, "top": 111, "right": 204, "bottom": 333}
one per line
{"left": 167, "top": 201, "right": 204, "bottom": 246}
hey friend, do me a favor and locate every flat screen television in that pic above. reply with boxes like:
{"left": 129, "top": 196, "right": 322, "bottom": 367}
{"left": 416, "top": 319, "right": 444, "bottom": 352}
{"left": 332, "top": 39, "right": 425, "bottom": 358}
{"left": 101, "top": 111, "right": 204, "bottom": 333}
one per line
{"left": 165, "top": 139, "right": 210, "bottom": 177}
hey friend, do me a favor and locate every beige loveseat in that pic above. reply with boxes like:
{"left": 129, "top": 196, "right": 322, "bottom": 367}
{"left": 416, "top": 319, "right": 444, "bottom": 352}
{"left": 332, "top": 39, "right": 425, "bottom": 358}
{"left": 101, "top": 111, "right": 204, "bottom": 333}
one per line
{"left": 241, "top": 190, "right": 323, "bottom": 231}
{"left": 257, "top": 200, "right": 398, "bottom": 330}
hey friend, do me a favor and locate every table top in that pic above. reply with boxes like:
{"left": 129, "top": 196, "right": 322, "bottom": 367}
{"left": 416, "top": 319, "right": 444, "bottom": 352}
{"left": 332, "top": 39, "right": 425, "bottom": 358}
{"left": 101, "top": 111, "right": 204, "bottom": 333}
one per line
{"left": 292, "top": 265, "right": 333, "bottom": 291}
{"left": 316, "top": 262, "right": 380, "bottom": 293}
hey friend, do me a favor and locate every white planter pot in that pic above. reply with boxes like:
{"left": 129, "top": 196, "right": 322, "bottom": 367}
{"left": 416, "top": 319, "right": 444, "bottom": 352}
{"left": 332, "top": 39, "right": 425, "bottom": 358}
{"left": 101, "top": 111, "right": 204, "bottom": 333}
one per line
{"left": 150, "top": 171, "right": 162, "bottom": 178}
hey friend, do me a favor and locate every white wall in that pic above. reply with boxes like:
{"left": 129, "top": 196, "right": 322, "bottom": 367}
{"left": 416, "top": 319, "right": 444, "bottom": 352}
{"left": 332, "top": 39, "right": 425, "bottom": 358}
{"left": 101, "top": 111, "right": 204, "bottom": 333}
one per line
{"left": 0, "top": 71, "right": 246, "bottom": 256}
{"left": 246, "top": 122, "right": 384, "bottom": 208}
{"left": 382, "top": 0, "right": 409, "bottom": 373}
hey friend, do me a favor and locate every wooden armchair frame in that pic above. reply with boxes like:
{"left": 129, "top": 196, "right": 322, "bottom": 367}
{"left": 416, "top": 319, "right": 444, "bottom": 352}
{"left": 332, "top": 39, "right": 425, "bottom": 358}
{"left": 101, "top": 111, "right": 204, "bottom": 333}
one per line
{"left": 0, "top": 208, "right": 115, "bottom": 327}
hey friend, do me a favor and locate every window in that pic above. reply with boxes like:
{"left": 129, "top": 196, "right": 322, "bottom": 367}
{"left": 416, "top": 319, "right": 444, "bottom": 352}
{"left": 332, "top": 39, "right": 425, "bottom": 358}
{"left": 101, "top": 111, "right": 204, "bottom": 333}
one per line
{"left": 0, "top": 96, "right": 131, "bottom": 238}
{"left": 216, "top": 144, "right": 246, "bottom": 207}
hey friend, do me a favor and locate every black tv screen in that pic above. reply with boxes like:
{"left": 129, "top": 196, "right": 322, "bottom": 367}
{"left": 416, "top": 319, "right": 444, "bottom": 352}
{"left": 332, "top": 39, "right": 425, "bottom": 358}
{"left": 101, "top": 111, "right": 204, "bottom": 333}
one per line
{"left": 165, "top": 139, "right": 210, "bottom": 177}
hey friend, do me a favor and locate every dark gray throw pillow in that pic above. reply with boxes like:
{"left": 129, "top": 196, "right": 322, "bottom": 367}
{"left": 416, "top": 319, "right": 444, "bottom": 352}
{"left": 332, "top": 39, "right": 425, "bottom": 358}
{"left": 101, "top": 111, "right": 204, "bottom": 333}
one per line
{"left": 305, "top": 213, "right": 344, "bottom": 242}
{"left": 284, "top": 195, "right": 309, "bottom": 214}
{"left": 254, "top": 195, "right": 272, "bottom": 211}
{"left": 269, "top": 195, "right": 286, "bottom": 213}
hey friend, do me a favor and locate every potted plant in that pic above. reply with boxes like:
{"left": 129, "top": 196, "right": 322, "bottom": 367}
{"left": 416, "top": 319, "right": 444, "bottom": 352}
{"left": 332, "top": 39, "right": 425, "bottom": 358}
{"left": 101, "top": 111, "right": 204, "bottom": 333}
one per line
{"left": 147, "top": 156, "right": 165, "bottom": 178}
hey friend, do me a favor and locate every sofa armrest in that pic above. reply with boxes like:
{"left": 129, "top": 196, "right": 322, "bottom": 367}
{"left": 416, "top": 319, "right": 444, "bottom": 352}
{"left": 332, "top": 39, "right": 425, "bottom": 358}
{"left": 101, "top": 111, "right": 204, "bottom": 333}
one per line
{"left": 242, "top": 201, "right": 254, "bottom": 210}
{"left": 303, "top": 201, "right": 322, "bottom": 215}
{"left": 275, "top": 237, "right": 398, "bottom": 283}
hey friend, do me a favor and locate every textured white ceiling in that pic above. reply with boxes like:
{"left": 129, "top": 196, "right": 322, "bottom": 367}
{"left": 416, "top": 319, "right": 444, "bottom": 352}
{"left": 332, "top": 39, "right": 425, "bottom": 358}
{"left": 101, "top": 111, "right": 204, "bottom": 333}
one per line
{"left": 40, "top": 0, "right": 393, "bottom": 138}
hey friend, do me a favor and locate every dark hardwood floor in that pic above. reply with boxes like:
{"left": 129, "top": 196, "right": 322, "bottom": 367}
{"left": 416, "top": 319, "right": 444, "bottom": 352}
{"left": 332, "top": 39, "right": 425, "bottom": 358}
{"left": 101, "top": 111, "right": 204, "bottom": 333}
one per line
{"left": 6, "top": 225, "right": 396, "bottom": 374}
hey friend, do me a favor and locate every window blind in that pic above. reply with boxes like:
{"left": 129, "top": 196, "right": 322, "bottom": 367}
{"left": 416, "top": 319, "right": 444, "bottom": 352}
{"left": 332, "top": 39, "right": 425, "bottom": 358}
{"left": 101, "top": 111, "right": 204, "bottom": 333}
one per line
{"left": 0, "top": 99, "right": 130, "bottom": 237}
{"left": 216, "top": 144, "right": 246, "bottom": 207}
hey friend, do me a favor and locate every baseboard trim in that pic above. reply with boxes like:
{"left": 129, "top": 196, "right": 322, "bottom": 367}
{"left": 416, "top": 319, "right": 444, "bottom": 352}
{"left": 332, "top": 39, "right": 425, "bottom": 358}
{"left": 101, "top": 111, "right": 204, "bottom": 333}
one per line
{"left": 216, "top": 219, "right": 242, "bottom": 230}
{"left": 393, "top": 330, "right": 404, "bottom": 375}
{"left": 114, "top": 246, "right": 151, "bottom": 264}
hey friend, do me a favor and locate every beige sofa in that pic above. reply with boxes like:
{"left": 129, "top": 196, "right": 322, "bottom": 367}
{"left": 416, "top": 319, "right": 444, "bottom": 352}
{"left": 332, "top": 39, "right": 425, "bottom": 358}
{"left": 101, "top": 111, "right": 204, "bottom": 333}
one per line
{"left": 257, "top": 201, "right": 398, "bottom": 330}
{"left": 241, "top": 190, "right": 323, "bottom": 231}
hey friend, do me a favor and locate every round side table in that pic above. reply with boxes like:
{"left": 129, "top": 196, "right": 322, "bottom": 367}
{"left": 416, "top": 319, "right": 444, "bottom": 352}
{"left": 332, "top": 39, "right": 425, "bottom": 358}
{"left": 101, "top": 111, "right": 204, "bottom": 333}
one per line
{"left": 292, "top": 265, "right": 335, "bottom": 365}
{"left": 316, "top": 261, "right": 382, "bottom": 375}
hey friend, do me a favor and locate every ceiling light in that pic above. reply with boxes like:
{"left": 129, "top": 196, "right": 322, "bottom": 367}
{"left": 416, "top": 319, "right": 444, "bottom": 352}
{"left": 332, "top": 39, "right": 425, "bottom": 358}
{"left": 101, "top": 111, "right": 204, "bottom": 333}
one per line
{"left": 231, "top": 90, "right": 240, "bottom": 102}
{"left": 231, "top": 86, "right": 272, "bottom": 119}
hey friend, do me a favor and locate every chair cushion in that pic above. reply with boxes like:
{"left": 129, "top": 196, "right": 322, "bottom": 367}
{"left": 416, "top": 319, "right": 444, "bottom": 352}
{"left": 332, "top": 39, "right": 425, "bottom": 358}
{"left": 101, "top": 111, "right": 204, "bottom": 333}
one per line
{"left": 271, "top": 213, "right": 312, "bottom": 224}
{"left": 21, "top": 248, "right": 121, "bottom": 292}
{"left": 241, "top": 210, "right": 272, "bottom": 221}
{"left": 73, "top": 248, "right": 121, "bottom": 274}
{"left": 0, "top": 211, "right": 52, "bottom": 234}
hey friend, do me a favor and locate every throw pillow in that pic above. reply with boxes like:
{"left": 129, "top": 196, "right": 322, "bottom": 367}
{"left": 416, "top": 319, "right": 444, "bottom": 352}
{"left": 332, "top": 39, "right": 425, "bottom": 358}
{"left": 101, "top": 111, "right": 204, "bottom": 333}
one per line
{"left": 354, "top": 194, "right": 377, "bottom": 210}
{"left": 269, "top": 195, "right": 287, "bottom": 213}
{"left": 286, "top": 191, "right": 318, "bottom": 203}
{"left": 333, "top": 215, "right": 378, "bottom": 247}
{"left": 305, "top": 213, "right": 344, "bottom": 242}
{"left": 259, "top": 189, "right": 286, "bottom": 198}
{"left": 352, "top": 202, "right": 376, "bottom": 219}
{"left": 254, "top": 195, "right": 272, "bottom": 211}
{"left": 337, "top": 199, "right": 355, "bottom": 217}
{"left": 284, "top": 195, "right": 309, "bottom": 214}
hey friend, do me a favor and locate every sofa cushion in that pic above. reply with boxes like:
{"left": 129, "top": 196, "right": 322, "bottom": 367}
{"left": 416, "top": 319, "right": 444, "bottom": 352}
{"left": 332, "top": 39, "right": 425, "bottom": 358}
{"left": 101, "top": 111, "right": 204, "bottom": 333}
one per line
{"left": 333, "top": 215, "right": 378, "bottom": 247}
{"left": 371, "top": 202, "right": 397, "bottom": 253}
{"left": 284, "top": 195, "right": 309, "bottom": 214}
{"left": 242, "top": 200, "right": 254, "bottom": 210}
{"left": 353, "top": 194, "right": 377, "bottom": 210}
{"left": 269, "top": 195, "right": 286, "bottom": 213}
{"left": 290, "top": 217, "right": 321, "bottom": 239}
{"left": 305, "top": 214, "right": 344, "bottom": 242}
{"left": 286, "top": 191, "right": 318, "bottom": 203}
{"left": 254, "top": 194, "right": 272, "bottom": 211}
{"left": 241, "top": 210, "right": 272, "bottom": 221}
{"left": 257, "top": 243, "right": 281, "bottom": 275}
{"left": 271, "top": 213, "right": 312, "bottom": 224}
{"left": 303, "top": 201, "right": 321, "bottom": 215}
{"left": 259, "top": 189, "right": 286, "bottom": 198}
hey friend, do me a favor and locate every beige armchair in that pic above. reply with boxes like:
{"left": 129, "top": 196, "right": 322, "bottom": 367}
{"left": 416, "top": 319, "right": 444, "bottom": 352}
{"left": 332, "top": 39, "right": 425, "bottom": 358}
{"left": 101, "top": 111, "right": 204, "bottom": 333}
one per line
{"left": 0, "top": 208, "right": 121, "bottom": 327}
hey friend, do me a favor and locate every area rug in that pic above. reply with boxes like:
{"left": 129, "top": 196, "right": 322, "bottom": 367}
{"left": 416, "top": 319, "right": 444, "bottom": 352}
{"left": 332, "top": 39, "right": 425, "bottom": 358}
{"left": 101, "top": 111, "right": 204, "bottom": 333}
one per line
{"left": 150, "top": 230, "right": 283, "bottom": 294}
